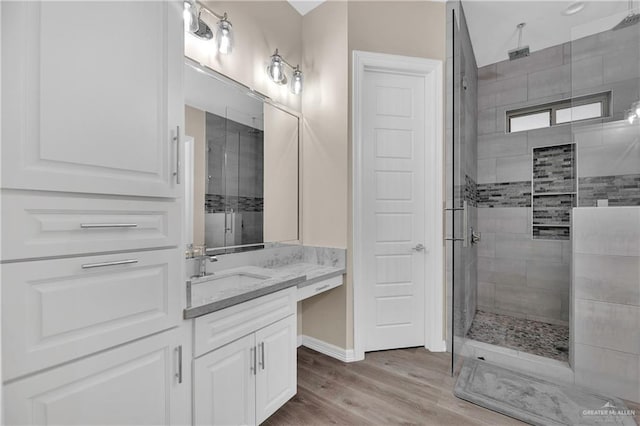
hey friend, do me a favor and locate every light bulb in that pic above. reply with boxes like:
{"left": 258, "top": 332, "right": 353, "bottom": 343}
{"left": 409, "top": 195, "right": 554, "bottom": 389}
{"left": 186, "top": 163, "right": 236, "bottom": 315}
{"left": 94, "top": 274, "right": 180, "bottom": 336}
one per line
{"left": 290, "top": 67, "right": 303, "bottom": 95}
{"left": 267, "top": 51, "right": 286, "bottom": 84}
{"left": 216, "top": 15, "right": 233, "bottom": 54}
{"left": 183, "top": 0, "right": 199, "bottom": 33}
{"left": 635, "top": 102, "right": 640, "bottom": 117}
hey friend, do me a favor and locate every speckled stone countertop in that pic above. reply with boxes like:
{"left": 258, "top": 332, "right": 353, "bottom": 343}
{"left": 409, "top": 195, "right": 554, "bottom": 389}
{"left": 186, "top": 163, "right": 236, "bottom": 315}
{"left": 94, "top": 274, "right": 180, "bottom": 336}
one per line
{"left": 183, "top": 263, "right": 345, "bottom": 319}
{"left": 274, "top": 263, "right": 346, "bottom": 288}
{"left": 184, "top": 266, "right": 305, "bottom": 319}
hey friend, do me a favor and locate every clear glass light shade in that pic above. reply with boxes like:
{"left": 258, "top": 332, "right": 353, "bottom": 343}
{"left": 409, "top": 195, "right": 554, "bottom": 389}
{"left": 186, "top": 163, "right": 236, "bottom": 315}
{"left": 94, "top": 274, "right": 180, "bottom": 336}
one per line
{"left": 267, "top": 55, "right": 286, "bottom": 84}
{"left": 216, "top": 18, "right": 233, "bottom": 54}
{"left": 183, "top": 1, "right": 199, "bottom": 33}
{"left": 290, "top": 68, "right": 303, "bottom": 94}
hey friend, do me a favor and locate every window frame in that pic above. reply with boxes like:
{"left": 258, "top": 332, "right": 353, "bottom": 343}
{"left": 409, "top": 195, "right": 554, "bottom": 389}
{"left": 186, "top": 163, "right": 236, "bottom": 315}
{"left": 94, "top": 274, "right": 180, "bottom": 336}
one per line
{"left": 506, "top": 91, "right": 611, "bottom": 133}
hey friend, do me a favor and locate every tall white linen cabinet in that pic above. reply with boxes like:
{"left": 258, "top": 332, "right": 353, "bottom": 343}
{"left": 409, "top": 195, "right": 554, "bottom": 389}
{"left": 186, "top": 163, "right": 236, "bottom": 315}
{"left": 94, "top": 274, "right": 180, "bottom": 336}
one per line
{"left": 1, "top": 1, "right": 188, "bottom": 424}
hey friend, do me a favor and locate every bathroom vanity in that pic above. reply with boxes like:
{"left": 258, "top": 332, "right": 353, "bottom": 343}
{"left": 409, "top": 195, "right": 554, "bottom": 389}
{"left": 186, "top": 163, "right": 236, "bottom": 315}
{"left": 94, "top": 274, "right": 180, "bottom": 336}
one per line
{"left": 183, "top": 247, "right": 346, "bottom": 425}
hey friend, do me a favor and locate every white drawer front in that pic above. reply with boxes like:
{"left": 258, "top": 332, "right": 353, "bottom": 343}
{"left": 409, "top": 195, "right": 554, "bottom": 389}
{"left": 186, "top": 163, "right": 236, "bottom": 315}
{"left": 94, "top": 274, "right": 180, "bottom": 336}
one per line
{"left": 1, "top": 190, "right": 180, "bottom": 261}
{"left": 296, "top": 275, "right": 344, "bottom": 302}
{"left": 5, "top": 328, "right": 185, "bottom": 426}
{"left": 2, "top": 248, "right": 182, "bottom": 380}
{"left": 194, "top": 288, "right": 296, "bottom": 358}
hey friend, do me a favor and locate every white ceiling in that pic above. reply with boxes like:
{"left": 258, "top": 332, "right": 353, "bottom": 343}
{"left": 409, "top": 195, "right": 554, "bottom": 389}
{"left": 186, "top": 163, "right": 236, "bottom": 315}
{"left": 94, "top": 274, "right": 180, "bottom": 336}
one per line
{"left": 287, "top": 0, "right": 326, "bottom": 16}
{"left": 462, "top": 1, "right": 633, "bottom": 67}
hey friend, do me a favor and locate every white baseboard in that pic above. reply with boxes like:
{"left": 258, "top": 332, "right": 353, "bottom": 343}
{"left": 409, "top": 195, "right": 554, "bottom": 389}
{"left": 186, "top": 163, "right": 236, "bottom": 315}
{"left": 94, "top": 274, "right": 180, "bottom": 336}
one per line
{"left": 427, "top": 340, "right": 448, "bottom": 353}
{"left": 299, "top": 335, "right": 356, "bottom": 363}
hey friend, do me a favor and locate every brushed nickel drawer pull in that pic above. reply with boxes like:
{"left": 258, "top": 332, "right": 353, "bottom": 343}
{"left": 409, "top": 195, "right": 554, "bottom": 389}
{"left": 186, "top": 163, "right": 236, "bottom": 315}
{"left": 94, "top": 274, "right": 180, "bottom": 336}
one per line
{"left": 315, "top": 284, "right": 330, "bottom": 292}
{"left": 81, "top": 259, "right": 138, "bottom": 269}
{"left": 175, "top": 345, "right": 183, "bottom": 384}
{"left": 260, "top": 341, "right": 265, "bottom": 370}
{"left": 80, "top": 223, "right": 138, "bottom": 229}
{"left": 173, "top": 125, "right": 181, "bottom": 185}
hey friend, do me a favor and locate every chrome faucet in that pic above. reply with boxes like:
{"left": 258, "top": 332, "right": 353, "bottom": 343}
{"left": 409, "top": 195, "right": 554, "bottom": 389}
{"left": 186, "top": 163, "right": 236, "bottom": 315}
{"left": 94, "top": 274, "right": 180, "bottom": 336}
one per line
{"left": 195, "top": 255, "right": 218, "bottom": 278}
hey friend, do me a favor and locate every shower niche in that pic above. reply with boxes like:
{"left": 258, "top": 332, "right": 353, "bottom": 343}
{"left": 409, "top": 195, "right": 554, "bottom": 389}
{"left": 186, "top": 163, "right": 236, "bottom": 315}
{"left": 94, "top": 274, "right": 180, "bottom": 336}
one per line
{"left": 531, "top": 143, "right": 576, "bottom": 240}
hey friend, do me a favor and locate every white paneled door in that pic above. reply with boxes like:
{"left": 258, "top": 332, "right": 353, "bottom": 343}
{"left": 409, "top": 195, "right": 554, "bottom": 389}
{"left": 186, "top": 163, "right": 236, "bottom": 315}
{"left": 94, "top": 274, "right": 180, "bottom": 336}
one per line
{"left": 362, "top": 70, "right": 427, "bottom": 352}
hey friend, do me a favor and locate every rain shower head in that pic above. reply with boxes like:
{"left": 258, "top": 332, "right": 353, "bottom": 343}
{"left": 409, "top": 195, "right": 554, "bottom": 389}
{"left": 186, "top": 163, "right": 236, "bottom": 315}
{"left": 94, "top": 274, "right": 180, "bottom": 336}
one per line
{"left": 613, "top": 12, "right": 640, "bottom": 30}
{"left": 508, "top": 46, "right": 530, "bottom": 60}
{"left": 509, "top": 23, "right": 530, "bottom": 61}
{"left": 613, "top": 0, "right": 640, "bottom": 30}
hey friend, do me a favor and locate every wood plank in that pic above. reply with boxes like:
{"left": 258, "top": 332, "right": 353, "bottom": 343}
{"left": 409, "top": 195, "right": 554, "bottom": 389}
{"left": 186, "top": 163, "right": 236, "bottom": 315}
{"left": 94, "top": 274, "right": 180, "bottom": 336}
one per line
{"left": 264, "top": 347, "right": 527, "bottom": 425}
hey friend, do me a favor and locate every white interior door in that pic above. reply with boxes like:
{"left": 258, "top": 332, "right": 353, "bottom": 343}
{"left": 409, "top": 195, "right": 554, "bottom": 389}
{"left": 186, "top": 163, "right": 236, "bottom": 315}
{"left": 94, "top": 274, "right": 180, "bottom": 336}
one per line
{"left": 362, "top": 70, "right": 427, "bottom": 352}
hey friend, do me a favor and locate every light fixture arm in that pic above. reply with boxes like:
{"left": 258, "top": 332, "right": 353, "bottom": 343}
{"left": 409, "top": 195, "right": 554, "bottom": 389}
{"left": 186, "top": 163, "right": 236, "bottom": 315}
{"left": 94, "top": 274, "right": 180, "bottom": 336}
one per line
{"left": 271, "top": 49, "right": 298, "bottom": 72}
{"left": 195, "top": 1, "right": 226, "bottom": 20}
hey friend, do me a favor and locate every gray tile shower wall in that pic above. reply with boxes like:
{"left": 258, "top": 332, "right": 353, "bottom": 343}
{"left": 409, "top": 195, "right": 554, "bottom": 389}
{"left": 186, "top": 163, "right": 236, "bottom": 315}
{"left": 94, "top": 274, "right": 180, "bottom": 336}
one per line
{"left": 477, "top": 181, "right": 531, "bottom": 207}
{"left": 477, "top": 45, "right": 573, "bottom": 324}
{"left": 476, "top": 24, "right": 640, "bottom": 325}
{"left": 205, "top": 194, "right": 264, "bottom": 213}
{"left": 578, "top": 174, "right": 640, "bottom": 207}
{"left": 573, "top": 207, "right": 640, "bottom": 404}
{"left": 532, "top": 144, "right": 575, "bottom": 194}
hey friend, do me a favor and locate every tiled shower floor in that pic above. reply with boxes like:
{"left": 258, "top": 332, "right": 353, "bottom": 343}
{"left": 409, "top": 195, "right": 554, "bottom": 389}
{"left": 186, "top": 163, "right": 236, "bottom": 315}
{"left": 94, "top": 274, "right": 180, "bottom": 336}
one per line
{"left": 466, "top": 310, "right": 570, "bottom": 362}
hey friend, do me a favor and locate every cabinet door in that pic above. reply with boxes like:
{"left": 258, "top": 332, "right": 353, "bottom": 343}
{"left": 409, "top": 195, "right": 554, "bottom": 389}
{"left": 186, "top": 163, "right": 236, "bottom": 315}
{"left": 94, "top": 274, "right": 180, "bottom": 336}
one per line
{"left": 1, "top": 1, "right": 183, "bottom": 197}
{"left": 255, "top": 315, "right": 297, "bottom": 424}
{"left": 4, "top": 328, "right": 187, "bottom": 426}
{"left": 2, "top": 248, "right": 182, "bottom": 380}
{"left": 194, "top": 334, "right": 256, "bottom": 426}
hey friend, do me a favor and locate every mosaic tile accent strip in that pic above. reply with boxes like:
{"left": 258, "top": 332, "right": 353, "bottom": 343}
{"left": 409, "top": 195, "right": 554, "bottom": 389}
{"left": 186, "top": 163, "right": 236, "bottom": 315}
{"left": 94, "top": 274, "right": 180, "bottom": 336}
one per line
{"left": 533, "top": 144, "right": 576, "bottom": 194}
{"left": 477, "top": 181, "right": 532, "bottom": 208}
{"left": 578, "top": 174, "right": 640, "bottom": 207}
{"left": 465, "top": 174, "right": 478, "bottom": 207}
{"left": 205, "top": 194, "right": 264, "bottom": 213}
{"left": 533, "top": 194, "right": 576, "bottom": 225}
{"left": 533, "top": 226, "right": 570, "bottom": 240}
{"left": 467, "top": 310, "right": 569, "bottom": 362}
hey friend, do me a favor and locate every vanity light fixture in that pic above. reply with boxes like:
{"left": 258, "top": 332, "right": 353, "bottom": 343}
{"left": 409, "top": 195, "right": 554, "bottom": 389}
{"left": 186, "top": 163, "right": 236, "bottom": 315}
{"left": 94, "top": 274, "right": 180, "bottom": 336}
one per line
{"left": 183, "top": 0, "right": 233, "bottom": 54}
{"left": 266, "top": 49, "right": 304, "bottom": 94}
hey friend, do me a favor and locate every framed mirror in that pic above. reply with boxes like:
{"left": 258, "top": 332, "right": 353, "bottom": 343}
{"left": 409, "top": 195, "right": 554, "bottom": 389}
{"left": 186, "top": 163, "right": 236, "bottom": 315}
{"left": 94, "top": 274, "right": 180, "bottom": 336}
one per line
{"left": 184, "top": 59, "right": 300, "bottom": 253}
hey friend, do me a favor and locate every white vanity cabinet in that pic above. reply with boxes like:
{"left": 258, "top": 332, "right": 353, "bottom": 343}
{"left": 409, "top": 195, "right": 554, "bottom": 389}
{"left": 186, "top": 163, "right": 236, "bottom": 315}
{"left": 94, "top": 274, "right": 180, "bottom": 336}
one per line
{"left": 1, "top": 0, "right": 184, "bottom": 197}
{"left": 193, "top": 289, "right": 297, "bottom": 426}
{"left": 0, "top": 1, "right": 188, "bottom": 422}
{"left": 4, "top": 328, "right": 188, "bottom": 426}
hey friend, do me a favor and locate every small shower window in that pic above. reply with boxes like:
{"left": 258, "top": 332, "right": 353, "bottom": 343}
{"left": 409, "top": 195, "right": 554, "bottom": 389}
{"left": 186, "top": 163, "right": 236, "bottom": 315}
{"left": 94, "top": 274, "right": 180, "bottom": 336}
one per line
{"left": 506, "top": 91, "right": 611, "bottom": 133}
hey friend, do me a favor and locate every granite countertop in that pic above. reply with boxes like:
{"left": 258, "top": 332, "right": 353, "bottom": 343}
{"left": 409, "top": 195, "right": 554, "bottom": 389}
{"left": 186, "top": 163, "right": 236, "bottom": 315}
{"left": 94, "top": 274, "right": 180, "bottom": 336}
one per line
{"left": 183, "top": 266, "right": 305, "bottom": 319}
{"left": 274, "top": 262, "right": 346, "bottom": 288}
{"left": 183, "top": 263, "right": 346, "bottom": 319}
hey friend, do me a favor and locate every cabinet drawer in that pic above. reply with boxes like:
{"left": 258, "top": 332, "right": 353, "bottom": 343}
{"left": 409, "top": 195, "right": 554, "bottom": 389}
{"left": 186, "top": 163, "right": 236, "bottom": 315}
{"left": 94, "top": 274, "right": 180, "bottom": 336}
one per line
{"left": 297, "top": 275, "right": 344, "bottom": 302}
{"left": 1, "top": 190, "right": 180, "bottom": 261}
{"left": 2, "top": 248, "right": 182, "bottom": 380}
{"left": 5, "top": 328, "right": 186, "bottom": 426}
{"left": 194, "top": 288, "right": 296, "bottom": 358}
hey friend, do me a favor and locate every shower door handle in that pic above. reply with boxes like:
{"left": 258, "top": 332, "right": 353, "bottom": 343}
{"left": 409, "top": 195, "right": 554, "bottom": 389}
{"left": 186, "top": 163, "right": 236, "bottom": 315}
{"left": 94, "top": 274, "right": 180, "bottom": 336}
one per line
{"left": 444, "top": 201, "right": 469, "bottom": 246}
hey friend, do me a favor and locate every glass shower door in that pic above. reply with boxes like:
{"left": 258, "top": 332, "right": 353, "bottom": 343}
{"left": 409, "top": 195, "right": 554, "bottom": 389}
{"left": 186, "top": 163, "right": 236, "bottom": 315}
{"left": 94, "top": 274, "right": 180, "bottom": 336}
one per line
{"left": 448, "top": 4, "right": 472, "bottom": 375}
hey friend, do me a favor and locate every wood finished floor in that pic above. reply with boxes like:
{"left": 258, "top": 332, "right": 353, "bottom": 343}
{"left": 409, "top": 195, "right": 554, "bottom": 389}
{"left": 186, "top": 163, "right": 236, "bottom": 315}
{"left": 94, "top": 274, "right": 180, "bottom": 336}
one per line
{"left": 263, "top": 347, "right": 527, "bottom": 425}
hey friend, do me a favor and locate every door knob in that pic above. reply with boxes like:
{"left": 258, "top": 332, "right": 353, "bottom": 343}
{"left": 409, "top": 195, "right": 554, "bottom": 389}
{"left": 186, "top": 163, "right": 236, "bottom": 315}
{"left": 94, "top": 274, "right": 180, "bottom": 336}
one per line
{"left": 412, "top": 243, "right": 425, "bottom": 252}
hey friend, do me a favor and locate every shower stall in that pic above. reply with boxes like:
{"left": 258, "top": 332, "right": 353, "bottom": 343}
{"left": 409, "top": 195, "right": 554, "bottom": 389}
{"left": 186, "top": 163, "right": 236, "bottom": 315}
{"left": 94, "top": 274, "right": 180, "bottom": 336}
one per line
{"left": 448, "top": 0, "right": 640, "bottom": 406}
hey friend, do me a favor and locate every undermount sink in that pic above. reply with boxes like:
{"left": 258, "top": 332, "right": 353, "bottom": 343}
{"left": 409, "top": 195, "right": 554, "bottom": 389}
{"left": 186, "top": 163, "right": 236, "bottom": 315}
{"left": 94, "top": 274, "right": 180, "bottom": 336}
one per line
{"left": 190, "top": 271, "right": 272, "bottom": 305}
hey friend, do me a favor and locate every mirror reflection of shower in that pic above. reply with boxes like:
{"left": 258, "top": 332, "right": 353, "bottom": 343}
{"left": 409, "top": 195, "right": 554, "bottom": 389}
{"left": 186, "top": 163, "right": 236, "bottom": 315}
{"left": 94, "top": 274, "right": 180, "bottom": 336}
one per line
{"left": 204, "top": 111, "right": 264, "bottom": 250}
